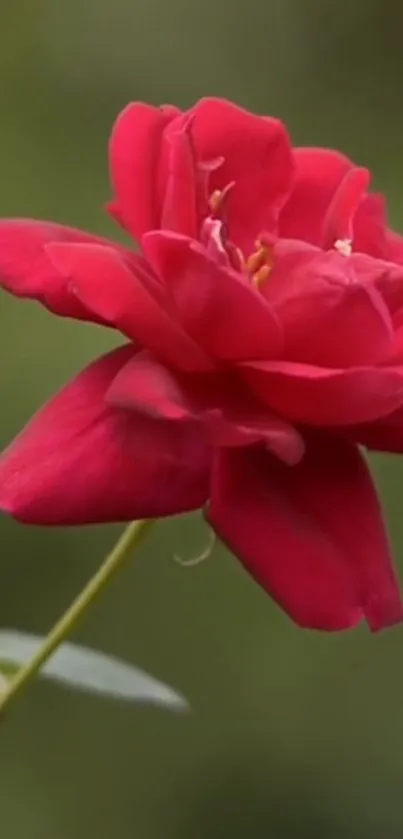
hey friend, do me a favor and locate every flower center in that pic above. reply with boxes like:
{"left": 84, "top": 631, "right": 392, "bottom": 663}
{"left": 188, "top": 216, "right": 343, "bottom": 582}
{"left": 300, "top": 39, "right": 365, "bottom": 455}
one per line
{"left": 206, "top": 187, "right": 273, "bottom": 287}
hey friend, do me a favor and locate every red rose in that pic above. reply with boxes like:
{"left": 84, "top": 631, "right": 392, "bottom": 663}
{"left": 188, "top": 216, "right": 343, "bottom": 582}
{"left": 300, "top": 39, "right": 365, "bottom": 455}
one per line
{"left": 1, "top": 97, "right": 403, "bottom": 632}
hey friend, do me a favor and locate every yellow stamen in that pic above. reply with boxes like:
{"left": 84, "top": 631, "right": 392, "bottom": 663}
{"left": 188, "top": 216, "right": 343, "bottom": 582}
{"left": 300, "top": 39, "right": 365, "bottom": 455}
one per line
{"left": 244, "top": 240, "right": 274, "bottom": 288}
{"left": 245, "top": 244, "right": 268, "bottom": 275}
{"left": 252, "top": 264, "right": 271, "bottom": 288}
{"left": 209, "top": 190, "right": 224, "bottom": 214}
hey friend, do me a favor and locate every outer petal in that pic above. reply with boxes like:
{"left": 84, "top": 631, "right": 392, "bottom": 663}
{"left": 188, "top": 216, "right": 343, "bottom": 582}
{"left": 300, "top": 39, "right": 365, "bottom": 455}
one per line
{"left": 207, "top": 437, "right": 403, "bottom": 631}
{"left": 190, "top": 98, "right": 294, "bottom": 253}
{"left": 0, "top": 219, "right": 118, "bottom": 322}
{"left": 0, "top": 345, "right": 210, "bottom": 525}
{"left": 108, "top": 350, "right": 304, "bottom": 465}
{"left": 47, "top": 241, "right": 213, "bottom": 373}
{"left": 108, "top": 102, "right": 177, "bottom": 240}
{"left": 143, "top": 231, "right": 283, "bottom": 362}
{"left": 240, "top": 360, "right": 403, "bottom": 425}
{"left": 279, "top": 148, "right": 353, "bottom": 244}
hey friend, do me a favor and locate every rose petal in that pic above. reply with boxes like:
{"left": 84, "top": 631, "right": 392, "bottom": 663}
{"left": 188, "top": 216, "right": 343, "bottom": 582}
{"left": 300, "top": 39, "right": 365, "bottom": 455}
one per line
{"left": 265, "top": 243, "right": 393, "bottom": 367}
{"left": 109, "top": 102, "right": 176, "bottom": 240}
{"left": 0, "top": 345, "right": 210, "bottom": 525}
{"left": 159, "top": 116, "right": 209, "bottom": 237}
{"left": 47, "top": 241, "right": 213, "bottom": 373}
{"left": 108, "top": 350, "right": 304, "bottom": 464}
{"left": 386, "top": 229, "right": 403, "bottom": 265}
{"left": 321, "top": 167, "right": 370, "bottom": 249}
{"left": 190, "top": 98, "right": 294, "bottom": 253}
{"left": 279, "top": 147, "right": 390, "bottom": 259}
{"left": 0, "top": 219, "right": 117, "bottom": 322}
{"left": 279, "top": 148, "right": 353, "bottom": 244}
{"left": 347, "top": 253, "right": 403, "bottom": 335}
{"left": 207, "top": 437, "right": 403, "bottom": 631}
{"left": 143, "top": 231, "right": 283, "bottom": 362}
{"left": 240, "top": 359, "right": 403, "bottom": 425}
{"left": 354, "top": 193, "right": 388, "bottom": 259}
{"left": 347, "top": 406, "right": 403, "bottom": 453}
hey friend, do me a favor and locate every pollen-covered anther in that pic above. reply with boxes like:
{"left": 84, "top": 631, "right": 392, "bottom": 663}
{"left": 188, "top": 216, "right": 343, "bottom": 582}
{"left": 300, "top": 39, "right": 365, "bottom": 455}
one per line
{"left": 334, "top": 238, "right": 353, "bottom": 257}
{"left": 209, "top": 190, "right": 224, "bottom": 214}
{"left": 208, "top": 181, "right": 235, "bottom": 218}
{"left": 244, "top": 240, "right": 274, "bottom": 287}
{"left": 252, "top": 264, "right": 271, "bottom": 288}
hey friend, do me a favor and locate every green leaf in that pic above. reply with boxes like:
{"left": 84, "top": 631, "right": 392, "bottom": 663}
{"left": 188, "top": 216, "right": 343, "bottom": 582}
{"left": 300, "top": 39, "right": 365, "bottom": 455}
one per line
{"left": 0, "top": 630, "right": 188, "bottom": 712}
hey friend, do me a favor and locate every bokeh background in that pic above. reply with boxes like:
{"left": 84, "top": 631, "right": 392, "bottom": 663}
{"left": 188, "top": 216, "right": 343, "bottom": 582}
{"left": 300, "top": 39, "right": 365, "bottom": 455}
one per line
{"left": 1, "top": 1, "right": 403, "bottom": 836}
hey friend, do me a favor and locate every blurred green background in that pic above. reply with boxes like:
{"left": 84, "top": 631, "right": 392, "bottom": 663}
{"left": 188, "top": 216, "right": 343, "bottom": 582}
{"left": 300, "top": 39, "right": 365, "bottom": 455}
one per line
{"left": 1, "top": 1, "right": 403, "bottom": 836}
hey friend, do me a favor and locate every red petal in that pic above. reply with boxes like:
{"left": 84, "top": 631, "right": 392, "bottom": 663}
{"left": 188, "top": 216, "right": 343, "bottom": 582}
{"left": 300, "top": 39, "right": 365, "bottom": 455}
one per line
{"left": 108, "top": 350, "right": 304, "bottom": 465}
{"left": 159, "top": 117, "right": 207, "bottom": 237}
{"left": 143, "top": 231, "right": 283, "bottom": 362}
{"left": 109, "top": 102, "right": 175, "bottom": 241}
{"left": 386, "top": 230, "right": 403, "bottom": 265}
{"left": 354, "top": 193, "right": 388, "bottom": 258}
{"left": 240, "top": 360, "right": 403, "bottom": 425}
{"left": 0, "top": 219, "right": 117, "bottom": 322}
{"left": 279, "top": 148, "right": 353, "bottom": 244}
{"left": 265, "top": 243, "right": 393, "bottom": 367}
{"left": 347, "top": 406, "right": 403, "bottom": 453}
{"left": 321, "top": 167, "right": 370, "bottom": 249}
{"left": 385, "top": 229, "right": 403, "bottom": 265}
{"left": 105, "top": 200, "right": 126, "bottom": 230}
{"left": 0, "top": 345, "right": 209, "bottom": 525}
{"left": 388, "top": 327, "right": 403, "bottom": 363}
{"left": 207, "top": 437, "right": 403, "bottom": 631}
{"left": 280, "top": 148, "right": 390, "bottom": 259}
{"left": 190, "top": 98, "right": 293, "bottom": 253}
{"left": 47, "top": 241, "right": 213, "bottom": 372}
{"left": 349, "top": 252, "right": 403, "bottom": 326}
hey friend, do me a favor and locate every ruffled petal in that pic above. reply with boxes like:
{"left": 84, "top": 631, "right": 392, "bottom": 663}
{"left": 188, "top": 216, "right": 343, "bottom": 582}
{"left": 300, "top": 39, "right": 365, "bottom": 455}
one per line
{"left": 0, "top": 219, "right": 117, "bottom": 322}
{"left": 190, "top": 98, "right": 293, "bottom": 253}
{"left": 142, "top": 231, "right": 283, "bottom": 362}
{"left": 47, "top": 241, "right": 213, "bottom": 373}
{"left": 240, "top": 359, "right": 403, "bottom": 425}
{"left": 108, "top": 350, "right": 304, "bottom": 464}
{"left": 109, "top": 98, "right": 293, "bottom": 252}
{"left": 0, "top": 345, "right": 210, "bottom": 524}
{"left": 207, "top": 437, "right": 403, "bottom": 631}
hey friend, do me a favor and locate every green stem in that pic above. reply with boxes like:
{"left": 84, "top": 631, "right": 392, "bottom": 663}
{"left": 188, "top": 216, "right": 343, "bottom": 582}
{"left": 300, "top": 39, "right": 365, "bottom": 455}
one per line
{"left": 0, "top": 518, "right": 154, "bottom": 716}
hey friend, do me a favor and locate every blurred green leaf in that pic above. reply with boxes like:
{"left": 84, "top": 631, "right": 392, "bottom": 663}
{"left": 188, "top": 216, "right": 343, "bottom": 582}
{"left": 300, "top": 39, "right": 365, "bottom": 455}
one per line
{"left": 0, "top": 630, "right": 188, "bottom": 711}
